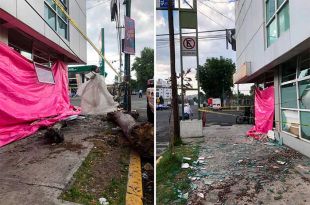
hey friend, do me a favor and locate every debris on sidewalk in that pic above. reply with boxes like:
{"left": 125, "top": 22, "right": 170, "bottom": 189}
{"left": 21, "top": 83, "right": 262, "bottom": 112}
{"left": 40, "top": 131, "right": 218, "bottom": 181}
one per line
{"left": 182, "top": 163, "right": 190, "bottom": 169}
{"left": 186, "top": 125, "right": 310, "bottom": 205}
{"left": 99, "top": 197, "right": 109, "bottom": 205}
{"left": 143, "top": 162, "right": 154, "bottom": 171}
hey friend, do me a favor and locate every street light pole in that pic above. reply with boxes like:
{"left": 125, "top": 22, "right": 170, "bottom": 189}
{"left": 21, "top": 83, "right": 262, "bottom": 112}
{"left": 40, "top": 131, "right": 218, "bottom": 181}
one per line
{"left": 124, "top": 0, "right": 131, "bottom": 113}
{"left": 168, "top": 0, "right": 180, "bottom": 144}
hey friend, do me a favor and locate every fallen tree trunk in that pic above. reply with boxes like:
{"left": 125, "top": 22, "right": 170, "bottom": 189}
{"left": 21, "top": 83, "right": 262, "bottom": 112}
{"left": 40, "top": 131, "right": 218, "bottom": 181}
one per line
{"left": 108, "top": 111, "right": 154, "bottom": 157}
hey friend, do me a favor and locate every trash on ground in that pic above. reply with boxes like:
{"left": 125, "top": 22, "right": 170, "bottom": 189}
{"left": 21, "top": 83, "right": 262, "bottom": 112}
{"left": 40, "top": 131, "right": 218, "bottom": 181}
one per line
{"left": 143, "top": 163, "right": 154, "bottom": 171}
{"left": 183, "top": 157, "right": 192, "bottom": 161}
{"left": 197, "top": 193, "right": 204, "bottom": 198}
{"left": 182, "top": 163, "right": 190, "bottom": 169}
{"left": 99, "top": 197, "right": 109, "bottom": 205}
{"left": 277, "top": 160, "right": 286, "bottom": 165}
{"left": 178, "top": 192, "right": 189, "bottom": 199}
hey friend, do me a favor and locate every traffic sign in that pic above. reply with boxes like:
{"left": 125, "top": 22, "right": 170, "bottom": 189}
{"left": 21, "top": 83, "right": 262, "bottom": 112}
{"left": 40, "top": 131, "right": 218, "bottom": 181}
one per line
{"left": 181, "top": 36, "right": 197, "bottom": 56}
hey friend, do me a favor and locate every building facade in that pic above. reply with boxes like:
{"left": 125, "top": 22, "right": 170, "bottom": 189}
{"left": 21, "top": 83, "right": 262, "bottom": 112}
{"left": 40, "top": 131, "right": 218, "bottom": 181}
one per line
{"left": 234, "top": 0, "right": 310, "bottom": 157}
{"left": 0, "top": 0, "right": 87, "bottom": 64}
{"left": 156, "top": 78, "right": 172, "bottom": 100}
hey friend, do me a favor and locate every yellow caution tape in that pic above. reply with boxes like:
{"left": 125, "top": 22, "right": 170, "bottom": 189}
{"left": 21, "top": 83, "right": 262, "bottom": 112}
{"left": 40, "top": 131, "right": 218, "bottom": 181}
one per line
{"left": 52, "top": 0, "right": 119, "bottom": 76}
{"left": 126, "top": 150, "right": 143, "bottom": 205}
{"left": 198, "top": 108, "right": 310, "bottom": 127}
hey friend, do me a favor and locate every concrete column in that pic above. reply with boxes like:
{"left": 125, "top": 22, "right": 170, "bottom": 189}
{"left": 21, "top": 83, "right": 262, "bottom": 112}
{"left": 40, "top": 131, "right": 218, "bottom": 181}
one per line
{"left": 0, "top": 26, "right": 8, "bottom": 44}
{"left": 274, "top": 67, "right": 281, "bottom": 131}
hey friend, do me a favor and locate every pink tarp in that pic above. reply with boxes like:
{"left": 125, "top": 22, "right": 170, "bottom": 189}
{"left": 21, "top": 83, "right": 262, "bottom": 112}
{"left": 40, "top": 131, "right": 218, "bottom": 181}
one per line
{"left": 247, "top": 86, "right": 275, "bottom": 139}
{"left": 0, "top": 42, "right": 80, "bottom": 147}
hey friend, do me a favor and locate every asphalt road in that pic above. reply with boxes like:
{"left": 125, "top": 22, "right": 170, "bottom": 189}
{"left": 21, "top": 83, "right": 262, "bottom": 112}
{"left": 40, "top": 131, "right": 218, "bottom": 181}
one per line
{"left": 156, "top": 105, "right": 243, "bottom": 156}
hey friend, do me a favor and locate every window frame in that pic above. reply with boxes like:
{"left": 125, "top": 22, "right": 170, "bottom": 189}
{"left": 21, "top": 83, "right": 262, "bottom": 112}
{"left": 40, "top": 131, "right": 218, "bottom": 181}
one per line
{"left": 280, "top": 50, "right": 310, "bottom": 142}
{"left": 265, "top": 0, "right": 289, "bottom": 47}
{"left": 44, "top": 0, "right": 69, "bottom": 40}
{"left": 34, "top": 62, "right": 55, "bottom": 84}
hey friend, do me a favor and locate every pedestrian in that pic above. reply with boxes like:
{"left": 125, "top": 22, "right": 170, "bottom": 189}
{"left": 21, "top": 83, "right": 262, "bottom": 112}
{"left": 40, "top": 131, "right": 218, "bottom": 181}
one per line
{"left": 159, "top": 96, "right": 164, "bottom": 104}
{"left": 183, "top": 103, "right": 193, "bottom": 120}
{"left": 202, "top": 103, "right": 207, "bottom": 127}
{"left": 139, "top": 89, "right": 143, "bottom": 98}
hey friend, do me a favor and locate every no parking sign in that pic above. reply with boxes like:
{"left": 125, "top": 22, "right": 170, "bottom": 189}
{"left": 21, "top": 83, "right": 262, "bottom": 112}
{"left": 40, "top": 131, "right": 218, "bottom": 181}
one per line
{"left": 181, "top": 36, "right": 197, "bottom": 56}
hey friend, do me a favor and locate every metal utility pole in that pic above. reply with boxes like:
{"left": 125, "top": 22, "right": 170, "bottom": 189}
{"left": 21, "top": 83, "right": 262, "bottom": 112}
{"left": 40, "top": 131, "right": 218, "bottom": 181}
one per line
{"left": 100, "top": 28, "right": 106, "bottom": 76}
{"left": 168, "top": 0, "right": 180, "bottom": 144}
{"left": 178, "top": 0, "right": 185, "bottom": 120}
{"left": 124, "top": 0, "right": 131, "bottom": 113}
{"left": 195, "top": 0, "right": 201, "bottom": 120}
{"left": 237, "top": 84, "right": 240, "bottom": 111}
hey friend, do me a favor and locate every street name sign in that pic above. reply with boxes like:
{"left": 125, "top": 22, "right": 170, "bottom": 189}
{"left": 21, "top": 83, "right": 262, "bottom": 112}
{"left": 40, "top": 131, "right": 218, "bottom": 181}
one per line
{"left": 156, "top": 0, "right": 175, "bottom": 9}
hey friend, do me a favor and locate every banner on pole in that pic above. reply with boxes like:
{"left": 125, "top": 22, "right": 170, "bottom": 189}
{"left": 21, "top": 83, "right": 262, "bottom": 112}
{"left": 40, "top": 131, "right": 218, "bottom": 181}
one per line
{"left": 181, "top": 36, "right": 197, "bottom": 56}
{"left": 124, "top": 16, "right": 135, "bottom": 55}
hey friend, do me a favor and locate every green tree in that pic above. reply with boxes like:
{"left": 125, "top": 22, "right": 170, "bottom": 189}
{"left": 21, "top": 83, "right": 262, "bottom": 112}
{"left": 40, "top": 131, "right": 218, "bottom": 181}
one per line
{"left": 197, "top": 57, "right": 235, "bottom": 100}
{"left": 130, "top": 79, "right": 138, "bottom": 91}
{"left": 131, "top": 47, "right": 154, "bottom": 90}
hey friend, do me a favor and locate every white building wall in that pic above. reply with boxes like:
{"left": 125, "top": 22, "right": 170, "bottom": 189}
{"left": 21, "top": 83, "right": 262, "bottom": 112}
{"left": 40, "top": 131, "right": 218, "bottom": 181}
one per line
{"left": 235, "top": 0, "right": 310, "bottom": 77}
{"left": 0, "top": 0, "right": 87, "bottom": 63}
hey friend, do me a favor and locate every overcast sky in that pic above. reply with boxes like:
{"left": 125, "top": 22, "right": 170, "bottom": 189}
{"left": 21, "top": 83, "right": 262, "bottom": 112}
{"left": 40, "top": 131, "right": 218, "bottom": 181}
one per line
{"left": 86, "top": 0, "right": 154, "bottom": 84}
{"left": 156, "top": 0, "right": 252, "bottom": 95}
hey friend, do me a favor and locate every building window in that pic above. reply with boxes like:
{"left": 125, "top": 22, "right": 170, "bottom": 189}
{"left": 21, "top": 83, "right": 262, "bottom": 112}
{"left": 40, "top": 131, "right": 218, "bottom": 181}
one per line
{"left": 44, "top": 0, "right": 69, "bottom": 40}
{"left": 34, "top": 63, "right": 55, "bottom": 84}
{"left": 280, "top": 50, "right": 310, "bottom": 141}
{"left": 265, "top": 0, "right": 289, "bottom": 47}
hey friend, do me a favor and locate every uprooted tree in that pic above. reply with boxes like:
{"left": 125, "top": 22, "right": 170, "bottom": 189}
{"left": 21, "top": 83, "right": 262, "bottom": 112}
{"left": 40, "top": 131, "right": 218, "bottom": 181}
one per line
{"left": 107, "top": 112, "right": 154, "bottom": 158}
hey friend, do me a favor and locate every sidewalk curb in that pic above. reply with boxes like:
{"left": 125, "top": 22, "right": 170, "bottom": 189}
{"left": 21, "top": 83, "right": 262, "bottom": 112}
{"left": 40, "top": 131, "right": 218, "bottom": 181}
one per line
{"left": 126, "top": 150, "right": 143, "bottom": 205}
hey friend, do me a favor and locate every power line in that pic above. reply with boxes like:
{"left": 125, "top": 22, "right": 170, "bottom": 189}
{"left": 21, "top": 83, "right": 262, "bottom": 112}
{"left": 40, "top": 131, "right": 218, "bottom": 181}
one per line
{"left": 156, "top": 29, "right": 231, "bottom": 37}
{"left": 86, "top": 0, "right": 109, "bottom": 10}
{"left": 206, "top": 0, "right": 231, "bottom": 4}
{"left": 197, "top": 8, "right": 226, "bottom": 29}
{"left": 198, "top": 0, "right": 234, "bottom": 22}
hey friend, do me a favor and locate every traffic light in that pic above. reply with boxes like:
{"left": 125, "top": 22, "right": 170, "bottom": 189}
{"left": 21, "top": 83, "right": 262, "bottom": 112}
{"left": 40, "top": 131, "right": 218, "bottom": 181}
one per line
{"left": 226, "top": 29, "right": 236, "bottom": 51}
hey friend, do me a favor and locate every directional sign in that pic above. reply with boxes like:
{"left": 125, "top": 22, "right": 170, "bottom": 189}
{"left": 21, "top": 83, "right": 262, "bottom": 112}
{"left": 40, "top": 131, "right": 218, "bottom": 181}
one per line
{"left": 181, "top": 36, "right": 197, "bottom": 56}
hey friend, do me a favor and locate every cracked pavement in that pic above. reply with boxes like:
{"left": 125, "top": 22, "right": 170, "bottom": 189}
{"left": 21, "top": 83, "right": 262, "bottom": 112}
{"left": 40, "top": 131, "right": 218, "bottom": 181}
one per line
{"left": 0, "top": 116, "right": 109, "bottom": 205}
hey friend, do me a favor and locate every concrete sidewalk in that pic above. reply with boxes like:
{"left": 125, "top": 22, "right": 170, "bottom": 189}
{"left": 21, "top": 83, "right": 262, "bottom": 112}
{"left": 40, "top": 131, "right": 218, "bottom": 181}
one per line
{"left": 0, "top": 116, "right": 109, "bottom": 205}
{"left": 186, "top": 125, "right": 310, "bottom": 205}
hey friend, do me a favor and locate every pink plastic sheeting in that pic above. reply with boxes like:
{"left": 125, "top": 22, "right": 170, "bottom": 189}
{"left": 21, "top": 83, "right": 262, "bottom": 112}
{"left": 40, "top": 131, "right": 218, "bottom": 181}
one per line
{"left": 0, "top": 42, "right": 80, "bottom": 147}
{"left": 247, "top": 86, "right": 275, "bottom": 140}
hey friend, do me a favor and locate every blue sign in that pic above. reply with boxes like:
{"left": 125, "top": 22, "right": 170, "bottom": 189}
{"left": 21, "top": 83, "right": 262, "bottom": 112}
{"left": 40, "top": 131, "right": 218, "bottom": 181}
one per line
{"left": 160, "top": 0, "right": 174, "bottom": 8}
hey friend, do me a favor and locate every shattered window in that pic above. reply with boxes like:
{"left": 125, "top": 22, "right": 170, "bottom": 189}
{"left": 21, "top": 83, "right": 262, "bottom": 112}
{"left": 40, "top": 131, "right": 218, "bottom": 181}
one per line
{"left": 301, "top": 112, "right": 310, "bottom": 140}
{"left": 299, "top": 79, "right": 310, "bottom": 110}
{"left": 281, "top": 83, "right": 297, "bottom": 108}
{"left": 34, "top": 63, "right": 55, "bottom": 84}
{"left": 281, "top": 110, "right": 299, "bottom": 137}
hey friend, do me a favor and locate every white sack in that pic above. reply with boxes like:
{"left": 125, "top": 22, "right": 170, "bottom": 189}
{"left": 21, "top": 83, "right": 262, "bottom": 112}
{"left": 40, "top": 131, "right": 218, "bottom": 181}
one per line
{"left": 77, "top": 73, "right": 118, "bottom": 115}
